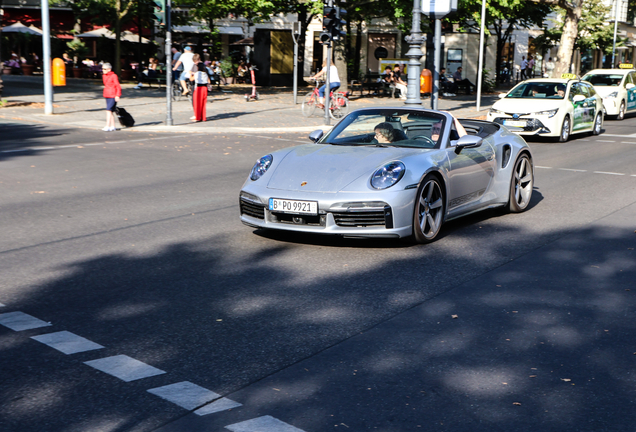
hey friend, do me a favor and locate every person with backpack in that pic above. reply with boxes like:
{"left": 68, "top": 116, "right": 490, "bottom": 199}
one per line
{"left": 101, "top": 62, "right": 121, "bottom": 132}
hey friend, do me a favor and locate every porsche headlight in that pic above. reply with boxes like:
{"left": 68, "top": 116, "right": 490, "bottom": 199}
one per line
{"left": 604, "top": 91, "right": 618, "bottom": 99}
{"left": 370, "top": 161, "right": 405, "bottom": 190}
{"left": 532, "top": 109, "right": 558, "bottom": 118}
{"left": 489, "top": 108, "right": 505, "bottom": 115}
{"left": 250, "top": 154, "right": 273, "bottom": 181}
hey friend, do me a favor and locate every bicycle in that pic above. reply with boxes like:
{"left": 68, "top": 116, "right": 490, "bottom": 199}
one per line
{"left": 302, "top": 79, "right": 349, "bottom": 120}
{"left": 171, "top": 78, "right": 194, "bottom": 102}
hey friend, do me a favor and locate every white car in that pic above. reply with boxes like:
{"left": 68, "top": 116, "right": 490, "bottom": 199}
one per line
{"left": 487, "top": 76, "right": 604, "bottom": 142}
{"left": 582, "top": 65, "right": 636, "bottom": 120}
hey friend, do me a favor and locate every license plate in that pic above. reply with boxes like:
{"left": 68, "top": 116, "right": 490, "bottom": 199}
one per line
{"left": 503, "top": 120, "right": 527, "bottom": 127}
{"left": 269, "top": 198, "right": 318, "bottom": 215}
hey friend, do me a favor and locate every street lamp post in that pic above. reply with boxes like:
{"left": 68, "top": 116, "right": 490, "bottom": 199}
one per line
{"left": 404, "top": 0, "right": 424, "bottom": 106}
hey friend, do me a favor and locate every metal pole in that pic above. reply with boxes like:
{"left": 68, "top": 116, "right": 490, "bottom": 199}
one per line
{"left": 324, "top": 43, "right": 331, "bottom": 125}
{"left": 165, "top": 0, "right": 173, "bottom": 126}
{"left": 432, "top": 19, "right": 441, "bottom": 110}
{"left": 41, "top": 0, "right": 53, "bottom": 114}
{"left": 476, "top": 0, "right": 486, "bottom": 111}
{"left": 611, "top": 0, "right": 619, "bottom": 67}
{"left": 293, "top": 22, "right": 299, "bottom": 105}
{"left": 404, "top": 0, "right": 423, "bottom": 105}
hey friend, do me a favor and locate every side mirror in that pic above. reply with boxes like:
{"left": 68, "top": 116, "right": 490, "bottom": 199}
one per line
{"left": 454, "top": 135, "right": 483, "bottom": 154}
{"left": 626, "top": 83, "right": 635, "bottom": 90}
{"left": 572, "top": 94, "right": 586, "bottom": 103}
{"left": 309, "top": 130, "right": 324, "bottom": 143}
{"left": 498, "top": 93, "right": 507, "bottom": 99}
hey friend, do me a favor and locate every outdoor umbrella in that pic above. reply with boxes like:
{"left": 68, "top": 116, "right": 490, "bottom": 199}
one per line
{"left": 1, "top": 22, "right": 43, "bottom": 36}
{"left": 230, "top": 37, "right": 254, "bottom": 46}
{"left": 76, "top": 28, "right": 149, "bottom": 43}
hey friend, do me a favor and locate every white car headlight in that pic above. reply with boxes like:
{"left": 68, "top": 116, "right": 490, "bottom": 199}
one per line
{"left": 250, "top": 154, "right": 273, "bottom": 181}
{"left": 489, "top": 108, "right": 505, "bottom": 115}
{"left": 604, "top": 91, "right": 618, "bottom": 99}
{"left": 532, "top": 109, "right": 559, "bottom": 118}
{"left": 370, "top": 161, "right": 405, "bottom": 190}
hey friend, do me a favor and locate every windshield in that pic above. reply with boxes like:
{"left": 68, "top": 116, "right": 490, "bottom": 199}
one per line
{"left": 506, "top": 82, "right": 566, "bottom": 99}
{"left": 582, "top": 74, "right": 623, "bottom": 86}
{"left": 320, "top": 109, "right": 446, "bottom": 149}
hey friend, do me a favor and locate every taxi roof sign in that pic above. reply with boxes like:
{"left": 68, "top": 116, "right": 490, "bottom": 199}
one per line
{"left": 561, "top": 73, "right": 578, "bottom": 80}
{"left": 618, "top": 63, "right": 634, "bottom": 69}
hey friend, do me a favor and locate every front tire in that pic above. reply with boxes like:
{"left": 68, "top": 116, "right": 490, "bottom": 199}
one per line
{"left": 508, "top": 154, "right": 533, "bottom": 213}
{"left": 329, "top": 94, "right": 349, "bottom": 120}
{"left": 617, "top": 101, "right": 625, "bottom": 120}
{"left": 412, "top": 174, "right": 445, "bottom": 243}
{"left": 302, "top": 91, "right": 316, "bottom": 117}
{"left": 558, "top": 115, "right": 571, "bottom": 142}
{"left": 592, "top": 112, "right": 603, "bottom": 135}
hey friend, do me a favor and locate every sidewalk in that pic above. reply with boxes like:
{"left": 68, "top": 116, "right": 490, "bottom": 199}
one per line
{"left": 0, "top": 75, "right": 503, "bottom": 134}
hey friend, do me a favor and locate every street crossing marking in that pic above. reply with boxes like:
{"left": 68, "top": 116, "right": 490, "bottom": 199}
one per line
{"left": 84, "top": 355, "right": 166, "bottom": 382}
{"left": 31, "top": 331, "right": 104, "bottom": 355}
{"left": 226, "top": 416, "right": 306, "bottom": 432}
{"left": 195, "top": 397, "right": 242, "bottom": 416}
{"left": 148, "top": 381, "right": 222, "bottom": 410}
{"left": 0, "top": 311, "right": 52, "bottom": 331}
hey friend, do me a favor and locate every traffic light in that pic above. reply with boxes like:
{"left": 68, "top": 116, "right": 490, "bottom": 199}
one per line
{"left": 330, "top": 7, "right": 346, "bottom": 41}
{"left": 320, "top": 5, "right": 337, "bottom": 44}
{"left": 153, "top": 0, "right": 166, "bottom": 25}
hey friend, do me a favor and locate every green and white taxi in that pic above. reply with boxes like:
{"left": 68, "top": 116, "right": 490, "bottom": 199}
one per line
{"left": 487, "top": 75, "right": 604, "bottom": 142}
{"left": 582, "top": 64, "right": 636, "bottom": 120}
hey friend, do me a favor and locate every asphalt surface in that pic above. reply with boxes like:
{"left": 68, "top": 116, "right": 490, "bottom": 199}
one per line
{"left": 1, "top": 88, "right": 636, "bottom": 432}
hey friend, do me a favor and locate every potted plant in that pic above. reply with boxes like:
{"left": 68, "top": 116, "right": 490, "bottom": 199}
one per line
{"left": 220, "top": 57, "right": 237, "bottom": 84}
{"left": 66, "top": 39, "right": 89, "bottom": 78}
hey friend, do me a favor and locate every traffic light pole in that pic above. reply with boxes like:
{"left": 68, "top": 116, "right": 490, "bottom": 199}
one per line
{"left": 165, "top": 0, "right": 173, "bottom": 126}
{"left": 324, "top": 43, "right": 331, "bottom": 126}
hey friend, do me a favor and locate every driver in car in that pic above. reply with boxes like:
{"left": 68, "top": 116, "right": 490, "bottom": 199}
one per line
{"left": 374, "top": 122, "right": 395, "bottom": 144}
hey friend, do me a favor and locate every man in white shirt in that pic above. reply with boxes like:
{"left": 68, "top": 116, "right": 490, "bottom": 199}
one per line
{"left": 310, "top": 59, "right": 340, "bottom": 108}
{"left": 520, "top": 56, "right": 528, "bottom": 80}
{"left": 172, "top": 46, "right": 195, "bottom": 95}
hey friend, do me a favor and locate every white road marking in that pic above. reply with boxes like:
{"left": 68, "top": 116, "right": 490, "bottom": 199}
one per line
{"left": 535, "top": 166, "right": 552, "bottom": 169}
{"left": 148, "top": 381, "right": 221, "bottom": 410}
{"left": 621, "top": 142, "right": 636, "bottom": 144}
{"left": 31, "top": 331, "right": 104, "bottom": 355}
{"left": 195, "top": 397, "right": 242, "bottom": 416}
{"left": 226, "top": 416, "right": 306, "bottom": 432}
{"left": 0, "top": 311, "right": 52, "bottom": 331}
{"left": 596, "top": 140, "right": 615, "bottom": 143}
{"left": 593, "top": 171, "right": 625, "bottom": 176}
{"left": 84, "top": 355, "right": 165, "bottom": 382}
{"left": 559, "top": 168, "right": 587, "bottom": 172}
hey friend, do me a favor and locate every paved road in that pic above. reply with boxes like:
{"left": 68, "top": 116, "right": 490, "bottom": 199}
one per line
{"left": 0, "top": 118, "right": 635, "bottom": 432}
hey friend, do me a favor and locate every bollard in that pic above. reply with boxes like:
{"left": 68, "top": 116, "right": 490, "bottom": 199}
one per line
{"left": 52, "top": 58, "right": 66, "bottom": 86}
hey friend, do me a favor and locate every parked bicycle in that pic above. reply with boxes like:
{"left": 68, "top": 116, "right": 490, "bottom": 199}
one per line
{"left": 302, "top": 79, "right": 349, "bottom": 120}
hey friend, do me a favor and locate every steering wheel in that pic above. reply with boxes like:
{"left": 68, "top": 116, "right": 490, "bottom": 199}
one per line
{"left": 412, "top": 135, "right": 436, "bottom": 147}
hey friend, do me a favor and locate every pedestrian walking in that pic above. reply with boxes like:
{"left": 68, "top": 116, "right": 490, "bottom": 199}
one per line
{"left": 101, "top": 62, "right": 121, "bottom": 132}
{"left": 520, "top": 56, "right": 528, "bottom": 80}
{"left": 527, "top": 55, "right": 535, "bottom": 79}
{"left": 192, "top": 59, "right": 211, "bottom": 122}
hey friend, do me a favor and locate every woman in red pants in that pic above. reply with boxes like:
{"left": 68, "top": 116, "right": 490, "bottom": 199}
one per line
{"left": 192, "top": 59, "right": 210, "bottom": 122}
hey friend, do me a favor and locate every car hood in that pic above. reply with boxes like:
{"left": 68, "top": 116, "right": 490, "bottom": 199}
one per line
{"left": 267, "top": 144, "right": 428, "bottom": 193}
{"left": 592, "top": 86, "right": 620, "bottom": 98}
{"left": 493, "top": 98, "right": 564, "bottom": 113}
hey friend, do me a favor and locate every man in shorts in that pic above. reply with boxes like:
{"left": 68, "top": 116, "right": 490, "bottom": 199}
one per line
{"left": 172, "top": 46, "right": 195, "bottom": 95}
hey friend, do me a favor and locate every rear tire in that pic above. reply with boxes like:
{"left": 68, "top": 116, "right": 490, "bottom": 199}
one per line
{"left": 302, "top": 91, "right": 316, "bottom": 117}
{"left": 592, "top": 112, "right": 603, "bottom": 135}
{"left": 508, "top": 154, "right": 533, "bottom": 213}
{"left": 329, "top": 94, "right": 349, "bottom": 120}
{"left": 411, "top": 174, "right": 445, "bottom": 243}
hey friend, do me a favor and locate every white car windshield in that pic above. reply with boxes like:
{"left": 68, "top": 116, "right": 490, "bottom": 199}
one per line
{"left": 320, "top": 109, "right": 447, "bottom": 149}
{"left": 582, "top": 74, "right": 623, "bottom": 86}
{"left": 506, "top": 82, "right": 566, "bottom": 99}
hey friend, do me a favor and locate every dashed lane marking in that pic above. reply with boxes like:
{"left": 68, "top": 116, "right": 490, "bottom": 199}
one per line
{"left": 535, "top": 166, "right": 551, "bottom": 169}
{"left": 226, "top": 416, "right": 306, "bottom": 432}
{"left": 621, "top": 142, "right": 636, "bottom": 144}
{"left": 593, "top": 171, "right": 625, "bottom": 176}
{"left": 0, "top": 311, "right": 52, "bottom": 331}
{"left": 84, "top": 354, "right": 166, "bottom": 382}
{"left": 596, "top": 140, "right": 616, "bottom": 143}
{"left": 148, "top": 381, "right": 222, "bottom": 411}
{"left": 559, "top": 168, "right": 587, "bottom": 172}
{"left": 195, "top": 397, "right": 243, "bottom": 416}
{"left": 31, "top": 331, "right": 104, "bottom": 355}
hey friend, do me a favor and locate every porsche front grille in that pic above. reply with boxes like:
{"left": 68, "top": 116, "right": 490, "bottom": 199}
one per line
{"left": 331, "top": 209, "right": 391, "bottom": 228}
{"left": 240, "top": 198, "right": 265, "bottom": 219}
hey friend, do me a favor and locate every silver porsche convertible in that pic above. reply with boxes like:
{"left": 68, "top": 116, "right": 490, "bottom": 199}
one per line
{"left": 239, "top": 108, "right": 534, "bottom": 243}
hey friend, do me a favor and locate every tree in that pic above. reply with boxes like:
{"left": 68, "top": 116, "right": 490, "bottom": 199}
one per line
{"left": 452, "top": 0, "right": 552, "bottom": 82}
